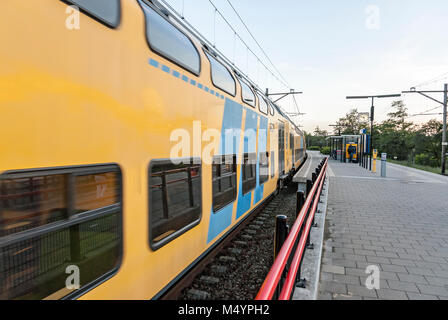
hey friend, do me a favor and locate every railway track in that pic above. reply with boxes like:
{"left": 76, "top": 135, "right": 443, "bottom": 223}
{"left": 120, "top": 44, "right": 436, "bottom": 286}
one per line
{"left": 160, "top": 184, "right": 300, "bottom": 300}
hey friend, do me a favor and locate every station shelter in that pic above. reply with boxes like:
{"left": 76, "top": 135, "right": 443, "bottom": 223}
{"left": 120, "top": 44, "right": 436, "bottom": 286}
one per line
{"left": 326, "top": 135, "right": 362, "bottom": 163}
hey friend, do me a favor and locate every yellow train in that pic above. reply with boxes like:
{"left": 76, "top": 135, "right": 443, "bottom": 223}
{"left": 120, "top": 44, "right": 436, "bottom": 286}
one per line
{"left": 345, "top": 143, "right": 358, "bottom": 162}
{"left": 0, "top": 0, "right": 306, "bottom": 299}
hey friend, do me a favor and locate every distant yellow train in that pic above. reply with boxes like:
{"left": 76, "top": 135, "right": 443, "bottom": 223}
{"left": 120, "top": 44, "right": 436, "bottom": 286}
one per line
{"left": 0, "top": 0, "right": 306, "bottom": 299}
{"left": 345, "top": 143, "right": 358, "bottom": 162}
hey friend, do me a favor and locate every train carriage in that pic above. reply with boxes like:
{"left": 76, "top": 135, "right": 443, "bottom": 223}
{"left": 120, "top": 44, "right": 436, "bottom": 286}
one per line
{"left": 0, "top": 0, "right": 306, "bottom": 299}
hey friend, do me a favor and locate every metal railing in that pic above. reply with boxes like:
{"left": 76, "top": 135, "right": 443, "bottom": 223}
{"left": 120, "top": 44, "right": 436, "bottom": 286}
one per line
{"left": 256, "top": 157, "right": 328, "bottom": 300}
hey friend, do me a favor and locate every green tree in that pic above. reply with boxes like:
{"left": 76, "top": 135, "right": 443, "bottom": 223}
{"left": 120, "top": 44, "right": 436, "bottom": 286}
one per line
{"left": 305, "top": 126, "right": 329, "bottom": 149}
{"left": 415, "top": 119, "right": 443, "bottom": 166}
{"left": 376, "top": 101, "right": 414, "bottom": 160}
{"left": 334, "top": 109, "right": 369, "bottom": 135}
{"left": 333, "top": 102, "right": 443, "bottom": 169}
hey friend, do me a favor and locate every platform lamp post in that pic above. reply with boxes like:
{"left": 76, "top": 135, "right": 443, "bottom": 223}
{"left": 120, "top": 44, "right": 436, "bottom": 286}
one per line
{"left": 346, "top": 94, "right": 402, "bottom": 171}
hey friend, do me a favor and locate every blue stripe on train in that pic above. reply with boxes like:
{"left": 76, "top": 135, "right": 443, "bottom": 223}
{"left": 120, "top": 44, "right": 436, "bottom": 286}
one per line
{"left": 253, "top": 116, "right": 268, "bottom": 205}
{"left": 148, "top": 56, "right": 269, "bottom": 242}
{"left": 236, "top": 108, "right": 258, "bottom": 220}
{"left": 207, "top": 99, "right": 243, "bottom": 244}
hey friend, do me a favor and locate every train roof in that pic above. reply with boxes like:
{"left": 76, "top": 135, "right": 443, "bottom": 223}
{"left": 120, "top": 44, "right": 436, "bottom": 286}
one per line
{"left": 152, "top": 0, "right": 301, "bottom": 133}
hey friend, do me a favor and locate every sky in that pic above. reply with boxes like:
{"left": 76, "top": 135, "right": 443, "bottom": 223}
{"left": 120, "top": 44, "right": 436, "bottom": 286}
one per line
{"left": 163, "top": 0, "right": 448, "bottom": 133}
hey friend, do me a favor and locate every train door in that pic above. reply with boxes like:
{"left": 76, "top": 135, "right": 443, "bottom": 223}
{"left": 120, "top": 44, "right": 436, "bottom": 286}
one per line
{"left": 278, "top": 122, "right": 285, "bottom": 175}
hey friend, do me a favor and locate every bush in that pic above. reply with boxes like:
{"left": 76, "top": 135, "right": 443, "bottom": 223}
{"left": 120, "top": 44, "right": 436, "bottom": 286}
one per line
{"left": 429, "top": 157, "right": 440, "bottom": 168}
{"left": 308, "top": 146, "right": 320, "bottom": 151}
{"left": 321, "top": 146, "right": 331, "bottom": 155}
{"left": 414, "top": 153, "right": 430, "bottom": 166}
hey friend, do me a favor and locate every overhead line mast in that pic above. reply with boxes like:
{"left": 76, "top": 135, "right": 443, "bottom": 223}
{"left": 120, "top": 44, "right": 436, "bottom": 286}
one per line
{"left": 402, "top": 84, "right": 448, "bottom": 175}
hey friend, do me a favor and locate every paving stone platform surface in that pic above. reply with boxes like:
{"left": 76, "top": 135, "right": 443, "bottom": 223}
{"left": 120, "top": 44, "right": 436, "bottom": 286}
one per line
{"left": 318, "top": 160, "right": 448, "bottom": 300}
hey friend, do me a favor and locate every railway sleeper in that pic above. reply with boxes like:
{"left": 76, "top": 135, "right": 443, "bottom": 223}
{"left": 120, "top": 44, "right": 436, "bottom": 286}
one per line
{"left": 244, "top": 229, "right": 257, "bottom": 235}
{"left": 227, "top": 248, "right": 242, "bottom": 255}
{"left": 233, "top": 241, "right": 248, "bottom": 247}
{"left": 186, "top": 289, "right": 210, "bottom": 300}
{"left": 219, "top": 256, "right": 237, "bottom": 263}
{"left": 199, "top": 276, "right": 220, "bottom": 285}
{"left": 210, "top": 265, "right": 228, "bottom": 274}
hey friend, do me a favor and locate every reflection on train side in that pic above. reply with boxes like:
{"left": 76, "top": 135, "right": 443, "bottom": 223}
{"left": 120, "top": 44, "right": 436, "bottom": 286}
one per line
{"left": 0, "top": 167, "right": 121, "bottom": 300}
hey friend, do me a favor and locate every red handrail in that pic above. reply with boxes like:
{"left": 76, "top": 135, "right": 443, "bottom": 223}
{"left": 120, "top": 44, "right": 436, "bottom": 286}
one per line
{"left": 255, "top": 158, "right": 328, "bottom": 300}
{"left": 279, "top": 165, "right": 326, "bottom": 299}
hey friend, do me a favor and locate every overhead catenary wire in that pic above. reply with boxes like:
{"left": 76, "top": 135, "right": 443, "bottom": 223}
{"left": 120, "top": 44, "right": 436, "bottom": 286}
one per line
{"left": 205, "top": 0, "right": 290, "bottom": 90}
{"left": 412, "top": 113, "right": 443, "bottom": 116}
{"left": 212, "top": 8, "right": 217, "bottom": 47}
{"left": 223, "top": 0, "right": 303, "bottom": 123}
{"left": 401, "top": 82, "right": 447, "bottom": 119}
{"left": 181, "top": 0, "right": 185, "bottom": 18}
{"left": 407, "top": 105, "right": 442, "bottom": 118}
{"left": 292, "top": 95, "right": 301, "bottom": 116}
{"left": 224, "top": 0, "right": 291, "bottom": 89}
{"left": 158, "top": 0, "right": 297, "bottom": 124}
{"left": 232, "top": 32, "right": 236, "bottom": 64}
{"left": 412, "top": 71, "right": 448, "bottom": 89}
{"left": 159, "top": 0, "right": 290, "bottom": 91}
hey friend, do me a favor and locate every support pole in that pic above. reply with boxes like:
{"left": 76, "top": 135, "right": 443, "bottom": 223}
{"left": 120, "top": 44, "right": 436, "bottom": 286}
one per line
{"left": 370, "top": 97, "right": 374, "bottom": 171}
{"left": 359, "top": 135, "right": 362, "bottom": 167}
{"left": 296, "top": 191, "right": 305, "bottom": 220}
{"left": 402, "top": 86, "right": 446, "bottom": 175}
{"left": 340, "top": 138, "right": 343, "bottom": 163}
{"left": 274, "top": 215, "right": 288, "bottom": 299}
{"left": 274, "top": 215, "right": 288, "bottom": 259}
{"left": 442, "top": 84, "right": 447, "bottom": 175}
{"left": 306, "top": 179, "right": 312, "bottom": 199}
{"left": 330, "top": 138, "right": 332, "bottom": 159}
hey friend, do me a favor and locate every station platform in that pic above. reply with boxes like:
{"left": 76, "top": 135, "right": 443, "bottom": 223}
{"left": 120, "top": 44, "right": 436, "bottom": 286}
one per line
{"left": 293, "top": 151, "right": 325, "bottom": 194}
{"left": 318, "top": 159, "right": 448, "bottom": 300}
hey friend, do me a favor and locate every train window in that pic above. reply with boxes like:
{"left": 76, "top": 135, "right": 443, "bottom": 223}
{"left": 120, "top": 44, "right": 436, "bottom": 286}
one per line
{"left": 239, "top": 78, "right": 256, "bottom": 107}
{"left": 149, "top": 158, "right": 201, "bottom": 250}
{"left": 0, "top": 165, "right": 122, "bottom": 300}
{"left": 74, "top": 172, "right": 119, "bottom": 212}
{"left": 295, "top": 148, "right": 304, "bottom": 161}
{"left": 204, "top": 51, "right": 236, "bottom": 96}
{"left": 242, "top": 153, "right": 256, "bottom": 194}
{"left": 257, "top": 93, "right": 268, "bottom": 115}
{"left": 0, "top": 175, "right": 66, "bottom": 236}
{"left": 63, "top": 0, "right": 121, "bottom": 28}
{"left": 271, "top": 151, "right": 275, "bottom": 178}
{"left": 141, "top": 3, "right": 200, "bottom": 75}
{"left": 212, "top": 155, "right": 237, "bottom": 212}
{"left": 259, "top": 152, "right": 269, "bottom": 185}
{"left": 290, "top": 133, "right": 294, "bottom": 154}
